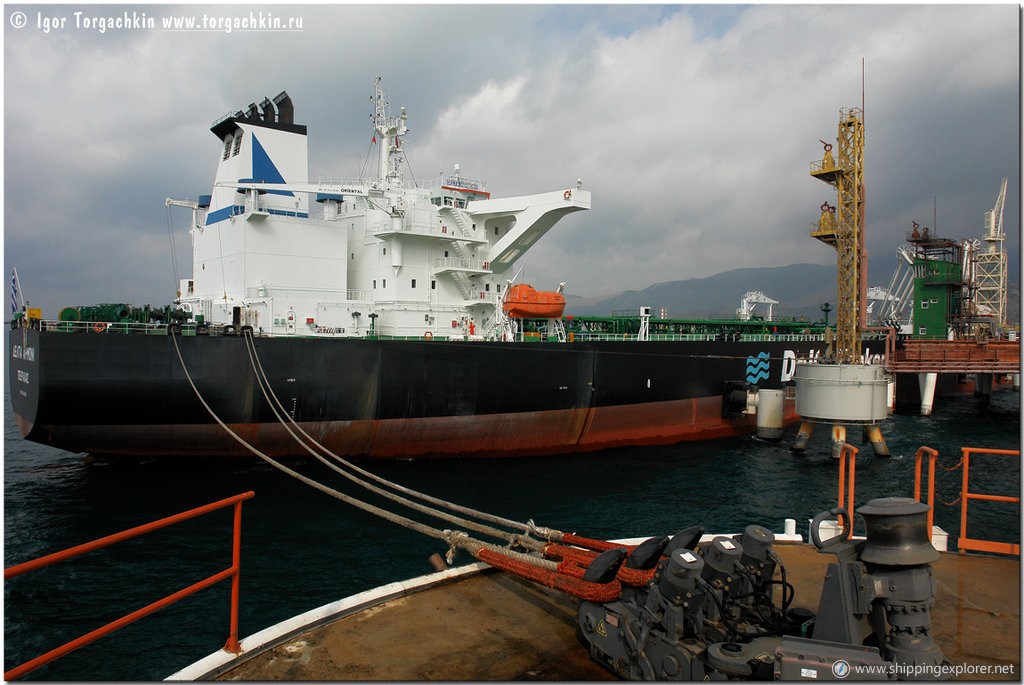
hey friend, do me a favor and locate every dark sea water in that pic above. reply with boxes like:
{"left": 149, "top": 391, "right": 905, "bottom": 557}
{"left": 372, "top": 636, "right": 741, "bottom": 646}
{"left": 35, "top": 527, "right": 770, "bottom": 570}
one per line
{"left": 4, "top": 388, "right": 1020, "bottom": 681}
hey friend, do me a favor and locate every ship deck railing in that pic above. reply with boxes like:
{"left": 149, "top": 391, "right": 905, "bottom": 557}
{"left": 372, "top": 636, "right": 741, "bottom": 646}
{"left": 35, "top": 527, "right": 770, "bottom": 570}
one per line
{"left": 32, "top": 321, "right": 828, "bottom": 345}
{"left": 569, "top": 332, "right": 825, "bottom": 343}
{"left": 40, "top": 320, "right": 196, "bottom": 335}
{"left": 314, "top": 175, "right": 483, "bottom": 193}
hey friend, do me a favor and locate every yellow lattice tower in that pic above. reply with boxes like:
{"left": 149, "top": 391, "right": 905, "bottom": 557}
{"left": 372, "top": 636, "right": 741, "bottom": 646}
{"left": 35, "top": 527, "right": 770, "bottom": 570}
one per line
{"left": 810, "top": 107, "right": 864, "bottom": 362}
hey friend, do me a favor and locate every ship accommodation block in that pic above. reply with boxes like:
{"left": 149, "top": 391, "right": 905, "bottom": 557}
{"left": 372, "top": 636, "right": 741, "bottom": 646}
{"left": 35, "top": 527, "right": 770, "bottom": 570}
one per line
{"left": 182, "top": 99, "right": 589, "bottom": 338}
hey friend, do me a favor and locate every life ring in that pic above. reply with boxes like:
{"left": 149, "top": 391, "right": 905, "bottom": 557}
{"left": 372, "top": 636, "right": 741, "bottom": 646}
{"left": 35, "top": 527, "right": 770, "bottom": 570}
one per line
{"left": 563, "top": 190, "right": 572, "bottom": 200}
{"left": 424, "top": 331, "right": 433, "bottom": 340}
{"left": 94, "top": 323, "right": 106, "bottom": 333}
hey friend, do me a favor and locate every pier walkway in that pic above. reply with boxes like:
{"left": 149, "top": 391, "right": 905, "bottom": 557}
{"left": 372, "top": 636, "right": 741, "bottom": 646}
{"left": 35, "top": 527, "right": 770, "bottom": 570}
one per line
{"left": 890, "top": 339, "right": 1019, "bottom": 374}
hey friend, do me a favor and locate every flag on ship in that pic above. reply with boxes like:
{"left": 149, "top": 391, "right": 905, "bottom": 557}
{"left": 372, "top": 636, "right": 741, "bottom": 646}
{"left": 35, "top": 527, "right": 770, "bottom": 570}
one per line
{"left": 11, "top": 268, "right": 22, "bottom": 316}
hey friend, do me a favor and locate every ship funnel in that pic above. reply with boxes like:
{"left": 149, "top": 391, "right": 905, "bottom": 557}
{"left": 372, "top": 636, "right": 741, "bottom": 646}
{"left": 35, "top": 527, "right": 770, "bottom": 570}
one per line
{"left": 245, "top": 102, "right": 259, "bottom": 119}
{"left": 259, "top": 97, "right": 276, "bottom": 123}
{"left": 273, "top": 91, "right": 294, "bottom": 124}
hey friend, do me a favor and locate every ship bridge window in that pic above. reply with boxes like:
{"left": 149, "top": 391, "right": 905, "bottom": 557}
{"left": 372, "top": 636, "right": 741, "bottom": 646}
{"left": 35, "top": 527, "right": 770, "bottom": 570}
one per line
{"left": 222, "top": 135, "right": 233, "bottom": 161}
{"left": 232, "top": 132, "right": 243, "bottom": 156}
{"left": 431, "top": 197, "right": 442, "bottom": 206}
{"left": 444, "top": 197, "right": 454, "bottom": 207}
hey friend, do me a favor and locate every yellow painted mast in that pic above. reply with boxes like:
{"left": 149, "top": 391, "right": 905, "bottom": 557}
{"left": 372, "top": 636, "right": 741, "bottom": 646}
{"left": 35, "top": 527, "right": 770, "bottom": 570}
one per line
{"left": 810, "top": 107, "right": 864, "bottom": 362}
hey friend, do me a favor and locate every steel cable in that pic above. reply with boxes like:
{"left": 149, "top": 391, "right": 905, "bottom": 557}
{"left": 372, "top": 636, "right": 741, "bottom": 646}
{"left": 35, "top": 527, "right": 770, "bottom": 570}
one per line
{"left": 240, "top": 332, "right": 545, "bottom": 551}
{"left": 242, "top": 330, "right": 564, "bottom": 543}
{"left": 169, "top": 329, "right": 555, "bottom": 569}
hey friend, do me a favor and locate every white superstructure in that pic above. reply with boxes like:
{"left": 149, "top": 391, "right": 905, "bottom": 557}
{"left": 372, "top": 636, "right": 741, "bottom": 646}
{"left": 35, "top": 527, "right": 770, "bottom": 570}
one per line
{"left": 174, "top": 78, "right": 590, "bottom": 339}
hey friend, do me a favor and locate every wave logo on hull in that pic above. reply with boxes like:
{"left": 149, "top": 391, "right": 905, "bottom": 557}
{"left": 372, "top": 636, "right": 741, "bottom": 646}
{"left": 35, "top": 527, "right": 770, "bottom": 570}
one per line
{"left": 745, "top": 351, "right": 771, "bottom": 384}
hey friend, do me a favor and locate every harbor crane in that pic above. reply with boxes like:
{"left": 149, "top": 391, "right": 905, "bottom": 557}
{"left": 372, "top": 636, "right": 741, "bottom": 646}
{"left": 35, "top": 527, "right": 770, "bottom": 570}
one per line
{"left": 973, "top": 178, "right": 1008, "bottom": 329}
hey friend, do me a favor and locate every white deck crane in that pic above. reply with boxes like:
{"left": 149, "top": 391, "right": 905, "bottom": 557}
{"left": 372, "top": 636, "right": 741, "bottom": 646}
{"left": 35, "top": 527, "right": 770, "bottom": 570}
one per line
{"left": 736, "top": 291, "right": 779, "bottom": 321}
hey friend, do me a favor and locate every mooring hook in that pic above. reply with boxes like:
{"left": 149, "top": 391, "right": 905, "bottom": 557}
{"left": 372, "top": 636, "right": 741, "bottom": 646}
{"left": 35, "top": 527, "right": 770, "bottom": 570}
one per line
{"left": 810, "top": 507, "right": 851, "bottom": 550}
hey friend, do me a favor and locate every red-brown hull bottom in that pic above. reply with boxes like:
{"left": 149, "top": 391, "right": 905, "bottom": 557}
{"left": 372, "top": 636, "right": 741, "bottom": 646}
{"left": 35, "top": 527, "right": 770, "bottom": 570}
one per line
{"left": 26, "top": 396, "right": 799, "bottom": 459}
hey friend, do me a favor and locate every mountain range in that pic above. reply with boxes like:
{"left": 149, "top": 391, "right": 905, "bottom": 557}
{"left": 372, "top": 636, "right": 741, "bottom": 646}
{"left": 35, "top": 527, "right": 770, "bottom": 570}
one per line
{"left": 564, "top": 263, "right": 1020, "bottom": 323}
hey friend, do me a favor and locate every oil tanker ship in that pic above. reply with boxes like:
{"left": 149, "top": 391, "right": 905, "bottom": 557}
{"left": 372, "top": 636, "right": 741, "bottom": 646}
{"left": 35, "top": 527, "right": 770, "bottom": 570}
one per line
{"left": 9, "top": 79, "right": 862, "bottom": 459}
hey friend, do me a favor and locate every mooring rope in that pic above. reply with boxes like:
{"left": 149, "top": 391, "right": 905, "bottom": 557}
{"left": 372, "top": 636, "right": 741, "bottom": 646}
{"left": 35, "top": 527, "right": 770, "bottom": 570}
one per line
{"left": 168, "top": 330, "right": 586, "bottom": 583}
{"left": 241, "top": 330, "right": 565, "bottom": 544}
{"left": 239, "top": 331, "right": 545, "bottom": 551}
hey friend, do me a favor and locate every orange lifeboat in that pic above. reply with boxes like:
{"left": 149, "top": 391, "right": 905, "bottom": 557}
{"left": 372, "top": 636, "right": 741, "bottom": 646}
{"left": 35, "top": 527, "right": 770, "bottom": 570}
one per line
{"left": 503, "top": 284, "right": 566, "bottom": 319}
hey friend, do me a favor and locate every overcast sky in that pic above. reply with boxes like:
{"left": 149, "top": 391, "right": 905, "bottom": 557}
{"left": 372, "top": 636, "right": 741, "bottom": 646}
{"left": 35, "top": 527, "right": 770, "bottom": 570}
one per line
{"left": 4, "top": 3, "right": 1020, "bottom": 318}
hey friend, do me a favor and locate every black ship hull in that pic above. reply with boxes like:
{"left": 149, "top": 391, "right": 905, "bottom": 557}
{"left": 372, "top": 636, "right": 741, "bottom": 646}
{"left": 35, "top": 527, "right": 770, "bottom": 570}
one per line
{"left": 10, "top": 326, "right": 831, "bottom": 458}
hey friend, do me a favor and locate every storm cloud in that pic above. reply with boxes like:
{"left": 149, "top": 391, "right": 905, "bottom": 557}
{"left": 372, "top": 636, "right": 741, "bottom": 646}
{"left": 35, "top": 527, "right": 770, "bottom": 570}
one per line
{"left": 4, "top": 4, "right": 1019, "bottom": 318}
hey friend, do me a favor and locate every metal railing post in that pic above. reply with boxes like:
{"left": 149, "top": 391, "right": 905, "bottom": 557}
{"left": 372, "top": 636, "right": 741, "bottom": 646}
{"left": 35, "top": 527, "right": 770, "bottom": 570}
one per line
{"left": 913, "top": 446, "right": 938, "bottom": 540}
{"left": 959, "top": 449, "right": 971, "bottom": 552}
{"left": 225, "top": 498, "right": 244, "bottom": 653}
{"left": 837, "top": 443, "right": 858, "bottom": 528}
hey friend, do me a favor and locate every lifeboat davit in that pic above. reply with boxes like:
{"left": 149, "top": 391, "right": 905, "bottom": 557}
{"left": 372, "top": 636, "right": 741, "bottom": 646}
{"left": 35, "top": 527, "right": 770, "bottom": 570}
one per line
{"left": 503, "top": 284, "right": 566, "bottom": 319}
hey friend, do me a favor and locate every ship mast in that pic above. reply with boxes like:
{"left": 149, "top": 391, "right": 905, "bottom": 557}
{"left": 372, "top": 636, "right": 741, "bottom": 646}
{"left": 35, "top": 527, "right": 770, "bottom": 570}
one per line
{"left": 372, "top": 76, "right": 409, "bottom": 188}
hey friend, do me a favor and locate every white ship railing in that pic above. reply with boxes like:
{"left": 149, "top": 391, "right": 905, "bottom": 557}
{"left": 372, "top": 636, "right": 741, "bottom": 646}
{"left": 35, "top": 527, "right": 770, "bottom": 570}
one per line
{"left": 370, "top": 221, "right": 478, "bottom": 241}
{"left": 313, "top": 176, "right": 487, "bottom": 193}
{"left": 432, "top": 257, "right": 490, "bottom": 272}
{"left": 570, "top": 332, "right": 827, "bottom": 343}
{"left": 465, "top": 291, "right": 500, "bottom": 304}
{"left": 34, "top": 320, "right": 828, "bottom": 344}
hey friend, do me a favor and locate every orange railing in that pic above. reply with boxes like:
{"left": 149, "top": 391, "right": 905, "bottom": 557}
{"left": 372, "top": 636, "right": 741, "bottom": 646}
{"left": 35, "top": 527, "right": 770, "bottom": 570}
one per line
{"left": 912, "top": 447, "right": 1020, "bottom": 555}
{"left": 836, "top": 443, "right": 858, "bottom": 529}
{"left": 4, "top": 491, "right": 255, "bottom": 680}
{"left": 913, "top": 446, "right": 939, "bottom": 540}
{"left": 958, "top": 448, "right": 1020, "bottom": 555}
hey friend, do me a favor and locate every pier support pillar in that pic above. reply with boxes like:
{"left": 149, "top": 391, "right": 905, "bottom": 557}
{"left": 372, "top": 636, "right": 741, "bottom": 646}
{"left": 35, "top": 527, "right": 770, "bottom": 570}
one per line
{"left": 791, "top": 421, "right": 815, "bottom": 452}
{"left": 918, "top": 372, "right": 938, "bottom": 416}
{"left": 975, "top": 373, "right": 993, "bottom": 403}
{"left": 862, "top": 424, "right": 890, "bottom": 457}
{"left": 887, "top": 379, "right": 895, "bottom": 415}
{"left": 1013, "top": 374, "right": 1020, "bottom": 391}
{"left": 830, "top": 424, "right": 847, "bottom": 460}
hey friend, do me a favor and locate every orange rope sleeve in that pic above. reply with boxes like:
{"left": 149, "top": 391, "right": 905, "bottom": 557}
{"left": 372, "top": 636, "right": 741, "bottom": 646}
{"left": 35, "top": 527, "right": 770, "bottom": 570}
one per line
{"left": 475, "top": 548, "right": 621, "bottom": 602}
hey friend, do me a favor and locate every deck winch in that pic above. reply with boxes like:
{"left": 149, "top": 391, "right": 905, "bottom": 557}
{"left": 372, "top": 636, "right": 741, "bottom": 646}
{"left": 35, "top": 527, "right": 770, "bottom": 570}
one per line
{"left": 170, "top": 330, "right": 949, "bottom": 681}
{"left": 576, "top": 497, "right": 947, "bottom": 680}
